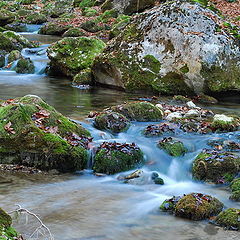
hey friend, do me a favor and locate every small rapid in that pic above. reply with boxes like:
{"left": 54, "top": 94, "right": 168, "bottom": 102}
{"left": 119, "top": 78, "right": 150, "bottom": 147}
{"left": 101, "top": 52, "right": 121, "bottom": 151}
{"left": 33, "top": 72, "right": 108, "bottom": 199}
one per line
{"left": 0, "top": 26, "right": 239, "bottom": 240}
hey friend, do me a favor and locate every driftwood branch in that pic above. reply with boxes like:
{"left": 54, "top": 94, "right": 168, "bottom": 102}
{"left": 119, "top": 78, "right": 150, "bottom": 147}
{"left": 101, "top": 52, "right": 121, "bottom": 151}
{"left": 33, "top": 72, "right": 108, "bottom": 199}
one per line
{"left": 8, "top": 204, "right": 54, "bottom": 240}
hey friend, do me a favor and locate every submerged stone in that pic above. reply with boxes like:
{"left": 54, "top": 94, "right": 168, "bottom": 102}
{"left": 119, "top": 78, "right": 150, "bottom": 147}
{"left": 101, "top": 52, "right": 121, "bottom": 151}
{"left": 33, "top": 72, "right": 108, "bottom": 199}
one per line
{"left": 192, "top": 149, "right": 240, "bottom": 183}
{"left": 93, "top": 142, "right": 144, "bottom": 174}
{"left": 94, "top": 111, "right": 130, "bottom": 133}
{"left": 0, "top": 95, "right": 91, "bottom": 172}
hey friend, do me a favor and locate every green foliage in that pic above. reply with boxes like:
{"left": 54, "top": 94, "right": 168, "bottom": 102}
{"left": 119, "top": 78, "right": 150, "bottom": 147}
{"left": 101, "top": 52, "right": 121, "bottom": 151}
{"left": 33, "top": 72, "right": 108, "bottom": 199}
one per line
{"left": 79, "top": 0, "right": 96, "bottom": 9}
{"left": 216, "top": 208, "right": 240, "bottom": 230}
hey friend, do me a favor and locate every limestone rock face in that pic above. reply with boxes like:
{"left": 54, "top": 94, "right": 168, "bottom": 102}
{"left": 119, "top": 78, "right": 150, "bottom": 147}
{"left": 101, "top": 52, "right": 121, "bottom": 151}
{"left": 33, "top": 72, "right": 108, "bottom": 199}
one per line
{"left": 93, "top": 0, "right": 240, "bottom": 95}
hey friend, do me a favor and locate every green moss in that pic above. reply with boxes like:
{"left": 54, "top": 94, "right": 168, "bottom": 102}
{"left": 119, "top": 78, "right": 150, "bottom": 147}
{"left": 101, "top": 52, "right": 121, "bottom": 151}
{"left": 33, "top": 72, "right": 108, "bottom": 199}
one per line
{"left": 215, "top": 208, "right": 240, "bottom": 230}
{"left": 143, "top": 55, "right": 161, "bottom": 74}
{"left": 180, "top": 64, "right": 189, "bottom": 73}
{"left": 82, "top": 7, "right": 98, "bottom": 17}
{"left": 192, "top": 150, "right": 240, "bottom": 183}
{"left": 230, "top": 178, "right": 240, "bottom": 192}
{"left": 230, "top": 190, "right": 240, "bottom": 201}
{"left": 16, "top": 58, "right": 35, "bottom": 74}
{"left": 26, "top": 13, "right": 47, "bottom": 24}
{"left": 73, "top": 68, "right": 92, "bottom": 85}
{"left": 0, "top": 95, "right": 91, "bottom": 172}
{"left": 210, "top": 118, "right": 239, "bottom": 132}
{"left": 175, "top": 193, "right": 223, "bottom": 220}
{"left": 158, "top": 138, "right": 187, "bottom": 157}
{"left": 94, "top": 112, "right": 130, "bottom": 133}
{"left": 96, "top": 9, "right": 118, "bottom": 23}
{"left": 0, "top": 208, "right": 12, "bottom": 228}
{"left": 48, "top": 37, "right": 106, "bottom": 77}
{"left": 8, "top": 50, "right": 21, "bottom": 63}
{"left": 39, "top": 21, "right": 71, "bottom": 36}
{"left": 173, "top": 95, "right": 191, "bottom": 103}
{"left": 111, "top": 102, "right": 163, "bottom": 122}
{"left": 63, "top": 28, "right": 86, "bottom": 37}
{"left": 93, "top": 146, "right": 144, "bottom": 174}
{"left": 79, "top": 0, "right": 96, "bottom": 8}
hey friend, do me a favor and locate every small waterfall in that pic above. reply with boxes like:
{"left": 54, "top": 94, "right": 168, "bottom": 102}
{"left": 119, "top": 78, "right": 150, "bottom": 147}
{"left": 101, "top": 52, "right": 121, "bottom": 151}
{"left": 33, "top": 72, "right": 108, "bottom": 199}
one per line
{"left": 4, "top": 53, "right": 9, "bottom": 66}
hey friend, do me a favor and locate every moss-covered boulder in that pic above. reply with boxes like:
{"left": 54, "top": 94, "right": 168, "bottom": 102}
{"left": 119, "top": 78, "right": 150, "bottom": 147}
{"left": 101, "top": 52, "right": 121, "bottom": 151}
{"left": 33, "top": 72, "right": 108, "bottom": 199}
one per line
{"left": 25, "top": 12, "right": 47, "bottom": 24}
{"left": 8, "top": 50, "right": 21, "bottom": 63}
{"left": 0, "top": 50, "right": 7, "bottom": 68}
{"left": 0, "top": 207, "right": 20, "bottom": 240}
{"left": 160, "top": 196, "right": 182, "bottom": 212}
{"left": 93, "top": 142, "right": 144, "bottom": 174}
{"left": 39, "top": 21, "right": 71, "bottom": 36}
{"left": 94, "top": 112, "right": 130, "bottom": 133}
{"left": 230, "top": 178, "right": 240, "bottom": 201}
{"left": 47, "top": 37, "right": 106, "bottom": 77}
{"left": 192, "top": 149, "right": 240, "bottom": 183}
{"left": 215, "top": 208, "right": 240, "bottom": 231}
{"left": 93, "top": 0, "right": 240, "bottom": 95}
{"left": 62, "top": 28, "right": 86, "bottom": 37}
{"left": 48, "top": 0, "right": 74, "bottom": 18}
{"left": 0, "top": 31, "right": 35, "bottom": 53}
{"left": 174, "top": 193, "right": 223, "bottom": 220}
{"left": 102, "top": 0, "right": 154, "bottom": 15}
{"left": 158, "top": 137, "right": 187, "bottom": 157}
{"left": 210, "top": 114, "right": 240, "bottom": 132}
{"left": 0, "top": 9, "right": 16, "bottom": 26}
{"left": 110, "top": 102, "right": 163, "bottom": 122}
{"left": 16, "top": 58, "right": 35, "bottom": 74}
{"left": 4, "top": 22, "right": 27, "bottom": 32}
{"left": 0, "top": 95, "right": 91, "bottom": 172}
{"left": 73, "top": 68, "right": 92, "bottom": 86}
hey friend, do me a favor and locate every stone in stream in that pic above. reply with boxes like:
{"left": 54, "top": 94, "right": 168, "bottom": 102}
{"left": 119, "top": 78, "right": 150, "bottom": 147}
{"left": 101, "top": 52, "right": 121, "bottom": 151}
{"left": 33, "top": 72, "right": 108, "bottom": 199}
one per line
{"left": 0, "top": 95, "right": 92, "bottom": 172}
{"left": 25, "top": 12, "right": 47, "bottom": 24}
{"left": 157, "top": 137, "right": 187, "bottom": 157}
{"left": 160, "top": 193, "right": 223, "bottom": 221}
{"left": 16, "top": 58, "right": 35, "bottom": 74}
{"left": 109, "top": 101, "right": 163, "bottom": 122}
{"left": 215, "top": 208, "right": 240, "bottom": 231}
{"left": 94, "top": 111, "right": 130, "bottom": 133}
{"left": 47, "top": 37, "right": 106, "bottom": 77}
{"left": 4, "top": 22, "right": 27, "bottom": 32}
{"left": 192, "top": 149, "right": 240, "bottom": 183}
{"left": 62, "top": 28, "right": 86, "bottom": 37}
{"left": 0, "top": 31, "right": 36, "bottom": 53}
{"left": 8, "top": 50, "right": 21, "bottom": 63}
{"left": 93, "top": 142, "right": 144, "bottom": 174}
{"left": 0, "top": 50, "right": 7, "bottom": 68}
{"left": 143, "top": 122, "right": 178, "bottom": 137}
{"left": 39, "top": 21, "right": 71, "bottom": 36}
{"left": 229, "top": 178, "right": 240, "bottom": 201}
{"left": 92, "top": 0, "right": 240, "bottom": 95}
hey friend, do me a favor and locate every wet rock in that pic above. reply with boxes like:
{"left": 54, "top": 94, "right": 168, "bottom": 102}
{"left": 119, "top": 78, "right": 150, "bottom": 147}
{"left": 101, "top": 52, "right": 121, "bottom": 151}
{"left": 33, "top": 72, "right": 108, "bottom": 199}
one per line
{"left": 62, "top": 28, "right": 86, "bottom": 37}
{"left": 0, "top": 31, "right": 36, "bottom": 52}
{"left": 94, "top": 112, "right": 130, "bottom": 133}
{"left": 110, "top": 101, "right": 163, "bottom": 122}
{"left": 73, "top": 68, "right": 93, "bottom": 86}
{"left": 207, "top": 138, "right": 240, "bottom": 152}
{"left": 93, "top": 142, "right": 144, "bottom": 174}
{"left": 175, "top": 193, "right": 223, "bottom": 220}
{"left": 229, "top": 178, "right": 240, "bottom": 201}
{"left": 158, "top": 137, "right": 187, "bottom": 157}
{"left": 48, "top": 0, "right": 74, "bottom": 18}
{"left": 0, "top": 207, "right": 12, "bottom": 228}
{"left": 25, "top": 12, "right": 47, "bottom": 24}
{"left": 8, "top": 50, "right": 21, "bottom": 63}
{"left": 215, "top": 208, "right": 240, "bottom": 231}
{"left": 192, "top": 149, "right": 240, "bottom": 183}
{"left": 93, "top": 1, "right": 240, "bottom": 95}
{"left": 165, "top": 112, "right": 183, "bottom": 121}
{"left": 185, "top": 109, "right": 200, "bottom": 118}
{"left": 0, "top": 50, "right": 7, "bottom": 68}
{"left": 39, "top": 21, "right": 71, "bottom": 36}
{"left": 144, "top": 122, "right": 178, "bottom": 137}
{"left": 102, "top": 0, "right": 155, "bottom": 15}
{"left": 160, "top": 196, "right": 181, "bottom": 212}
{"left": 172, "top": 95, "right": 191, "bottom": 104}
{"left": 47, "top": 37, "right": 105, "bottom": 77}
{"left": 0, "top": 95, "right": 91, "bottom": 172}
{"left": 210, "top": 114, "right": 240, "bottom": 132}
{"left": 4, "top": 22, "right": 27, "bottom": 32}
{"left": 151, "top": 172, "right": 164, "bottom": 185}
{"left": 196, "top": 94, "right": 218, "bottom": 104}
{"left": 186, "top": 101, "right": 197, "bottom": 109}
{"left": 0, "top": 9, "right": 16, "bottom": 26}
{"left": 80, "top": 20, "right": 104, "bottom": 33}
{"left": 16, "top": 58, "right": 35, "bottom": 74}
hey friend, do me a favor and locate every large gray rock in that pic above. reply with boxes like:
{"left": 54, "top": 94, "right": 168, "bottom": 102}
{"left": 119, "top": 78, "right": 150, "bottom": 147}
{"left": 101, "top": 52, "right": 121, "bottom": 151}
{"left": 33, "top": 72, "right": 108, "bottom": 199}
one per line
{"left": 93, "top": 0, "right": 240, "bottom": 95}
{"left": 102, "top": 0, "right": 155, "bottom": 15}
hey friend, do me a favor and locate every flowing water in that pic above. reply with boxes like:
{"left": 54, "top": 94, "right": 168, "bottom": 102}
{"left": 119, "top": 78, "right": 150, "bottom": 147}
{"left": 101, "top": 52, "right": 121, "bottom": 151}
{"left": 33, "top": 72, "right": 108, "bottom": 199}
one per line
{"left": 0, "top": 26, "right": 240, "bottom": 240}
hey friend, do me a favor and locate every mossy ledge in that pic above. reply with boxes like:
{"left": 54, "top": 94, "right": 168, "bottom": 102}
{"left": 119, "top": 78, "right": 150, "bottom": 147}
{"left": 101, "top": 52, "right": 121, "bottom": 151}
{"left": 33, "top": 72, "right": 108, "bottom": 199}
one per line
{"left": 0, "top": 95, "right": 91, "bottom": 172}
